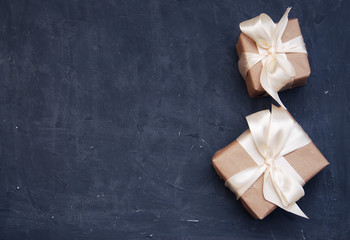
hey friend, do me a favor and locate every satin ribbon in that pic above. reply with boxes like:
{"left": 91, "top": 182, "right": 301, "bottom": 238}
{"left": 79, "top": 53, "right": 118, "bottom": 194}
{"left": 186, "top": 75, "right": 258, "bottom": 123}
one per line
{"left": 225, "top": 105, "right": 311, "bottom": 218}
{"left": 238, "top": 8, "right": 307, "bottom": 108}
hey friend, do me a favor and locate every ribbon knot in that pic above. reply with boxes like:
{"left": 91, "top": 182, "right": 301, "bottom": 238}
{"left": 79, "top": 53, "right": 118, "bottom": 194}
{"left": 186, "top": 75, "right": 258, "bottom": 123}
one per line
{"left": 264, "top": 158, "right": 274, "bottom": 167}
{"left": 267, "top": 46, "right": 277, "bottom": 56}
{"left": 225, "top": 105, "right": 312, "bottom": 218}
{"left": 238, "top": 8, "right": 307, "bottom": 108}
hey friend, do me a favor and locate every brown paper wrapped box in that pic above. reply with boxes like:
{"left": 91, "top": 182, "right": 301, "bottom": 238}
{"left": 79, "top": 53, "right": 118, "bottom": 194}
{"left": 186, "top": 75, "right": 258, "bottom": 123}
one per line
{"left": 212, "top": 124, "right": 329, "bottom": 220}
{"left": 236, "top": 19, "right": 311, "bottom": 97}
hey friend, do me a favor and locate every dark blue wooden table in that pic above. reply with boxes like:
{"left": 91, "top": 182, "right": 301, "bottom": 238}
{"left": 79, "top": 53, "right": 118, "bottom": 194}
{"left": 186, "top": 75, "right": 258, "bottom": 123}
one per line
{"left": 0, "top": 0, "right": 349, "bottom": 239}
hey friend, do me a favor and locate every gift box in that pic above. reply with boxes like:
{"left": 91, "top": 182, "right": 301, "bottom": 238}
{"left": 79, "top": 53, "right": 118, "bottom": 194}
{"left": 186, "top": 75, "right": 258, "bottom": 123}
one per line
{"left": 212, "top": 106, "right": 329, "bottom": 219}
{"left": 236, "top": 8, "right": 311, "bottom": 107}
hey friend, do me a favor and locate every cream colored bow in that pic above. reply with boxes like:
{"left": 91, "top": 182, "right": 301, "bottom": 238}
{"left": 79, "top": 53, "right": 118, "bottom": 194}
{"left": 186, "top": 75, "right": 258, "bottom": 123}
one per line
{"left": 225, "top": 105, "right": 311, "bottom": 218}
{"left": 238, "top": 8, "right": 307, "bottom": 108}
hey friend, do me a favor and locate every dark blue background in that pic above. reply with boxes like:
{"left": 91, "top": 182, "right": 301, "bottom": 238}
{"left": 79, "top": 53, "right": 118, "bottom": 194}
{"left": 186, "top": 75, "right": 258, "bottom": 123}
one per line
{"left": 0, "top": 0, "right": 349, "bottom": 239}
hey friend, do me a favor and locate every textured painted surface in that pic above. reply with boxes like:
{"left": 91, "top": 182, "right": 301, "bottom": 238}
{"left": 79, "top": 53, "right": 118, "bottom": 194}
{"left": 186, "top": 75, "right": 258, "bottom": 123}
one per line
{"left": 0, "top": 0, "right": 349, "bottom": 239}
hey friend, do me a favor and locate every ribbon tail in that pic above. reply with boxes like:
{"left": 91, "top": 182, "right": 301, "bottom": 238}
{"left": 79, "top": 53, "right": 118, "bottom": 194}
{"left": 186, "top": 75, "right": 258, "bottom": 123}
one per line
{"left": 263, "top": 166, "right": 307, "bottom": 218}
{"left": 281, "top": 202, "right": 308, "bottom": 219}
{"left": 260, "top": 60, "right": 286, "bottom": 108}
{"left": 272, "top": 7, "right": 291, "bottom": 46}
{"left": 271, "top": 92, "right": 285, "bottom": 109}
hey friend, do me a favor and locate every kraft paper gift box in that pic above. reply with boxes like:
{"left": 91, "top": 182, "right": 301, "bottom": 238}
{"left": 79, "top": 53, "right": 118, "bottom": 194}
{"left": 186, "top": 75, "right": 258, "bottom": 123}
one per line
{"left": 236, "top": 12, "right": 311, "bottom": 98}
{"left": 212, "top": 106, "right": 329, "bottom": 219}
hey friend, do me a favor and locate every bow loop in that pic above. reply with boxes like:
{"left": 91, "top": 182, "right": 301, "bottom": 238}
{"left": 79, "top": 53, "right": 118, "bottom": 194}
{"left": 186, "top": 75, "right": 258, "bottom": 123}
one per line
{"left": 246, "top": 109, "right": 271, "bottom": 158}
{"left": 240, "top": 13, "right": 275, "bottom": 49}
{"left": 246, "top": 105, "right": 295, "bottom": 160}
{"left": 266, "top": 105, "right": 295, "bottom": 158}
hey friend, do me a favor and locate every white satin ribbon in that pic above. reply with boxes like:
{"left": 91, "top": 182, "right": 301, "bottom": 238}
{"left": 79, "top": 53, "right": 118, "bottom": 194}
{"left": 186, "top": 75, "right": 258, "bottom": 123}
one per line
{"left": 225, "top": 105, "right": 311, "bottom": 218}
{"left": 238, "top": 8, "right": 307, "bottom": 108}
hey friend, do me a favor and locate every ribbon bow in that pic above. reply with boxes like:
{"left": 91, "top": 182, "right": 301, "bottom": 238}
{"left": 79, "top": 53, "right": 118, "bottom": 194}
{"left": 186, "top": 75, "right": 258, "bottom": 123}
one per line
{"left": 238, "top": 8, "right": 307, "bottom": 108}
{"left": 225, "top": 105, "right": 311, "bottom": 218}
